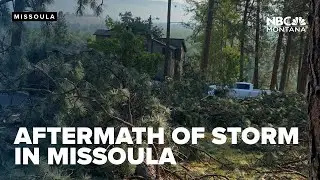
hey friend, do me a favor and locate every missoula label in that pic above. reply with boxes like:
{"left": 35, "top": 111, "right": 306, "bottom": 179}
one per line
{"left": 12, "top": 12, "right": 57, "bottom": 21}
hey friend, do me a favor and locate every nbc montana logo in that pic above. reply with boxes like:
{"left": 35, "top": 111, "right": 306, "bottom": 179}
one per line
{"left": 266, "top": 17, "right": 307, "bottom": 32}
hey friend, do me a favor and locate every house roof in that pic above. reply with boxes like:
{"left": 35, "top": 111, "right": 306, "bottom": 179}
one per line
{"left": 152, "top": 39, "right": 177, "bottom": 50}
{"left": 159, "top": 38, "right": 187, "bottom": 52}
{"left": 92, "top": 29, "right": 186, "bottom": 51}
{"left": 93, "top": 29, "right": 113, "bottom": 36}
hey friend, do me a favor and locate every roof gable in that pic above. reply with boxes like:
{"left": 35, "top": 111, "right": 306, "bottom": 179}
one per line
{"left": 93, "top": 29, "right": 113, "bottom": 36}
{"left": 159, "top": 38, "right": 187, "bottom": 52}
{"left": 152, "top": 39, "right": 176, "bottom": 50}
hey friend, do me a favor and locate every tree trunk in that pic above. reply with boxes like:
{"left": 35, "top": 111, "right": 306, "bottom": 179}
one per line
{"left": 164, "top": 0, "right": 172, "bottom": 78}
{"left": 239, "top": 0, "right": 250, "bottom": 81}
{"left": 296, "top": 32, "right": 305, "bottom": 91}
{"left": 297, "top": 30, "right": 310, "bottom": 94}
{"left": 270, "top": 31, "right": 284, "bottom": 90}
{"left": 135, "top": 163, "right": 157, "bottom": 180}
{"left": 279, "top": 32, "right": 293, "bottom": 91}
{"left": 269, "top": 1, "right": 288, "bottom": 90}
{"left": 286, "top": 56, "right": 291, "bottom": 88}
{"left": 252, "top": 0, "right": 260, "bottom": 89}
{"left": 200, "top": 0, "right": 214, "bottom": 77}
{"left": 11, "top": 0, "right": 25, "bottom": 47}
{"left": 8, "top": 0, "right": 25, "bottom": 73}
{"left": 308, "top": 0, "right": 320, "bottom": 178}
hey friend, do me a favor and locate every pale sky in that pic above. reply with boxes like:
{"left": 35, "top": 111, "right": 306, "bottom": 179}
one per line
{"left": 149, "top": 0, "right": 187, "bottom": 4}
{"left": 149, "top": 0, "right": 203, "bottom": 4}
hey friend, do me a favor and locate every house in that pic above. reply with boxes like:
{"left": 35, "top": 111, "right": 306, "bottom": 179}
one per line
{"left": 93, "top": 29, "right": 187, "bottom": 80}
{"left": 93, "top": 29, "right": 114, "bottom": 40}
{"left": 158, "top": 38, "right": 187, "bottom": 79}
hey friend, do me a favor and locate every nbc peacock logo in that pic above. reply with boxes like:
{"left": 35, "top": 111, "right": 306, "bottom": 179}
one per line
{"left": 291, "top": 17, "right": 307, "bottom": 26}
{"left": 266, "top": 16, "right": 307, "bottom": 32}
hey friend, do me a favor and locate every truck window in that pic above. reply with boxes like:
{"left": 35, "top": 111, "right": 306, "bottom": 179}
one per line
{"left": 235, "top": 83, "right": 250, "bottom": 90}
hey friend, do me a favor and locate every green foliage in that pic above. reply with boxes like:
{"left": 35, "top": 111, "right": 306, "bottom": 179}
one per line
{"left": 52, "top": 12, "right": 69, "bottom": 44}
{"left": 187, "top": 0, "right": 242, "bottom": 83}
{"left": 152, "top": 67, "right": 306, "bottom": 129}
{"left": 0, "top": 45, "right": 171, "bottom": 178}
{"left": 172, "top": 92, "right": 306, "bottom": 129}
{"left": 217, "top": 46, "right": 240, "bottom": 84}
{"left": 0, "top": 1, "right": 310, "bottom": 179}
{"left": 106, "top": 12, "right": 163, "bottom": 39}
{"left": 152, "top": 74, "right": 307, "bottom": 178}
{"left": 75, "top": 0, "right": 104, "bottom": 16}
{"left": 88, "top": 23, "right": 163, "bottom": 77}
{"left": 38, "top": 11, "right": 71, "bottom": 45}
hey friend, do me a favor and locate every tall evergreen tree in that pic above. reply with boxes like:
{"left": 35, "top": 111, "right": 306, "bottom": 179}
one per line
{"left": 252, "top": 0, "right": 260, "bottom": 88}
{"left": 279, "top": 32, "right": 293, "bottom": 91}
{"left": 200, "top": 0, "right": 214, "bottom": 77}
{"left": 239, "top": 0, "right": 250, "bottom": 81}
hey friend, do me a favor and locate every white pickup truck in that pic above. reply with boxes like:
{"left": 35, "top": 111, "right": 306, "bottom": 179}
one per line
{"left": 228, "top": 82, "right": 271, "bottom": 98}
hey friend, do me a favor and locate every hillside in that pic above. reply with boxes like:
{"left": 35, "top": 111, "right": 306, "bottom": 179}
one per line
{"left": 48, "top": 0, "right": 191, "bottom": 22}
{"left": 44, "top": 0, "right": 194, "bottom": 40}
{"left": 24, "top": 14, "right": 193, "bottom": 40}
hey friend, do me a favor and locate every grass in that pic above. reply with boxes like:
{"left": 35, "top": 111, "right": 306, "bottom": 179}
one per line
{"left": 173, "top": 133, "right": 307, "bottom": 179}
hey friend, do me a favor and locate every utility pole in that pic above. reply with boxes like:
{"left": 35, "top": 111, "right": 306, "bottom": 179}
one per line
{"left": 148, "top": 15, "right": 152, "bottom": 52}
{"left": 164, "top": 0, "right": 172, "bottom": 78}
{"left": 148, "top": 15, "right": 154, "bottom": 53}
